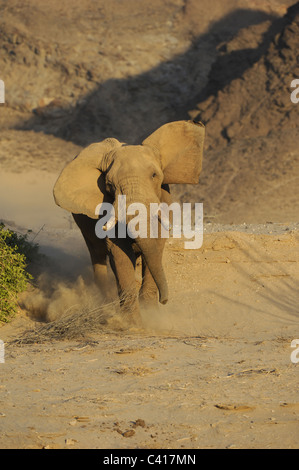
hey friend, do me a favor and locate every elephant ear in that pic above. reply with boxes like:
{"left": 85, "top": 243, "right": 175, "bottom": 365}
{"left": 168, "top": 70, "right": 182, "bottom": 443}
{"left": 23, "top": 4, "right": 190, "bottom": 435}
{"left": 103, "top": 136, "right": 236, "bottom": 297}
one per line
{"left": 142, "top": 120, "right": 205, "bottom": 184}
{"left": 53, "top": 138, "right": 121, "bottom": 219}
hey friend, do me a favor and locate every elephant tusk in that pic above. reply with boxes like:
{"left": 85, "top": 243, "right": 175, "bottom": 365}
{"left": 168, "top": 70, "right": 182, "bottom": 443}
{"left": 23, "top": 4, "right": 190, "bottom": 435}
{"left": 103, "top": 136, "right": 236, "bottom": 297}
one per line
{"left": 150, "top": 206, "right": 172, "bottom": 232}
{"left": 103, "top": 216, "right": 117, "bottom": 231}
{"left": 157, "top": 213, "right": 172, "bottom": 231}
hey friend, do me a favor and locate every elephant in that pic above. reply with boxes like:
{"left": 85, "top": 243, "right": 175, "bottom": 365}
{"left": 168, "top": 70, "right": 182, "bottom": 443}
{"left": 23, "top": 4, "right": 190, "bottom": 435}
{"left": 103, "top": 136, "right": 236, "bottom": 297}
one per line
{"left": 53, "top": 120, "right": 205, "bottom": 326}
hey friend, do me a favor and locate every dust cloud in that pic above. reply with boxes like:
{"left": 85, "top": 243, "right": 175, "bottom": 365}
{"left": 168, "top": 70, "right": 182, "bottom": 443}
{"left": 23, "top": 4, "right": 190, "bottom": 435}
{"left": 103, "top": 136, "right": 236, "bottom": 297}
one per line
{"left": 19, "top": 272, "right": 104, "bottom": 323}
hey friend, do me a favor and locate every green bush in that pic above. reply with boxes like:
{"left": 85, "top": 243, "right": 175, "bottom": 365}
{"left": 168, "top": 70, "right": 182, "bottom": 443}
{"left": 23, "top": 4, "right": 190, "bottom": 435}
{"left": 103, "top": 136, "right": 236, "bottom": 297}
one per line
{"left": 0, "top": 224, "right": 37, "bottom": 323}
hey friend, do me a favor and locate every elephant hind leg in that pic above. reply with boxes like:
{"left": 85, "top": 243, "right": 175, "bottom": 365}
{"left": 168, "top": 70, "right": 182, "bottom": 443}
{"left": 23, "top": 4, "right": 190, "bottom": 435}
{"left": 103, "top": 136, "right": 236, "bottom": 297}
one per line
{"left": 72, "top": 212, "right": 109, "bottom": 295}
{"left": 93, "top": 262, "right": 108, "bottom": 288}
{"left": 81, "top": 235, "right": 109, "bottom": 296}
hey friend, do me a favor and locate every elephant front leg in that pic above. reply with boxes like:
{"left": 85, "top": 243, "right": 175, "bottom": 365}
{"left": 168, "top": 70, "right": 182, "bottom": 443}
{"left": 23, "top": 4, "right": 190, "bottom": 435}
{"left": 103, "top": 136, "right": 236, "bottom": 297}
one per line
{"left": 107, "top": 239, "right": 142, "bottom": 327}
{"left": 139, "top": 257, "right": 158, "bottom": 310}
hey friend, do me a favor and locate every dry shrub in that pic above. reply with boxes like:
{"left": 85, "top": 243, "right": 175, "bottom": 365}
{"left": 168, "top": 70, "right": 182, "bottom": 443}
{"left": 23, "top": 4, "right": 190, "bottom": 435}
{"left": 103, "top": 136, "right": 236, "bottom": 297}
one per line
{"left": 15, "top": 273, "right": 124, "bottom": 343}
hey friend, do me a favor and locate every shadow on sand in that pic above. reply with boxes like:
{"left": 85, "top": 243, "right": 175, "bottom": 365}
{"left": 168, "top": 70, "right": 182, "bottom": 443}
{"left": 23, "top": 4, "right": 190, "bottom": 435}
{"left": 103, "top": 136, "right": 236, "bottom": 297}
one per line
{"left": 16, "top": 8, "right": 285, "bottom": 146}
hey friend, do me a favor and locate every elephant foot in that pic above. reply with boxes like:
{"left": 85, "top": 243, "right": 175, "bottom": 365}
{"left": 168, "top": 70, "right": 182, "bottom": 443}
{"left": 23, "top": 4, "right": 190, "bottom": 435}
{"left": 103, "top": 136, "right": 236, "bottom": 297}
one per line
{"left": 120, "top": 306, "right": 143, "bottom": 329}
{"left": 117, "top": 290, "right": 143, "bottom": 329}
{"left": 139, "top": 290, "right": 159, "bottom": 311}
{"left": 108, "top": 311, "right": 142, "bottom": 331}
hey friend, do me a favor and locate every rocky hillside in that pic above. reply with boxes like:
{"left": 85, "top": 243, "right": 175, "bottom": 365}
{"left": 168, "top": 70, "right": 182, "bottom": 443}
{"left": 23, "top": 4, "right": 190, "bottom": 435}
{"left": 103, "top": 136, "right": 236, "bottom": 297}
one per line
{"left": 192, "top": 1, "right": 299, "bottom": 149}
{"left": 0, "top": 0, "right": 298, "bottom": 223}
{"left": 0, "top": 0, "right": 292, "bottom": 143}
{"left": 191, "top": 2, "right": 299, "bottom": 223}
{"left": 173, "top": 2, "right": 299, "bottom": 223}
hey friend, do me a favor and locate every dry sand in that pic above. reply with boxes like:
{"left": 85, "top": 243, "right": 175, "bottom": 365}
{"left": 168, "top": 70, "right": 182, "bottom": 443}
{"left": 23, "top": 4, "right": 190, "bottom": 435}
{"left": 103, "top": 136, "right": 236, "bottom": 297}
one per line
{"left": 0, "top": 0, "right": 298, "bottom": 450}
{"left": 0, "top": 217, "right": 298, "bottom": 449}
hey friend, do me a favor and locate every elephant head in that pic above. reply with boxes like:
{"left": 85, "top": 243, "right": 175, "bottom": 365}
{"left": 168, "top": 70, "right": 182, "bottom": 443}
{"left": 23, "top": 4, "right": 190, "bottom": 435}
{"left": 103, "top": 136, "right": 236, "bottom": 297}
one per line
{"left": 53, "top": 120, "right": 205, "bottom": 304}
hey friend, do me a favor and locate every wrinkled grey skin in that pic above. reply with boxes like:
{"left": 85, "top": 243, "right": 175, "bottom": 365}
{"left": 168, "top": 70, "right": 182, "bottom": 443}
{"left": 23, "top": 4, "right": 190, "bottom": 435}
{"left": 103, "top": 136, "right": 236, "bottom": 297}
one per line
{"left": 53, "top": 120, "right": 205, "bottom": 325}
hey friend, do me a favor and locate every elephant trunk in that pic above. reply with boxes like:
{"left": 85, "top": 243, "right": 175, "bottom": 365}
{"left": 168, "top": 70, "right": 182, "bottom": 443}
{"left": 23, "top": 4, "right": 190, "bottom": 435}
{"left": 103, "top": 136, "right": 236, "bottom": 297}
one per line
{"left": 137, "top": 239, "right": 168, "bottom": 304}
{"left": 126, "top": 205, "right": 168, "bottom": 305}
{"left": 107, "top": 187, "right": 168, "bottom": 304}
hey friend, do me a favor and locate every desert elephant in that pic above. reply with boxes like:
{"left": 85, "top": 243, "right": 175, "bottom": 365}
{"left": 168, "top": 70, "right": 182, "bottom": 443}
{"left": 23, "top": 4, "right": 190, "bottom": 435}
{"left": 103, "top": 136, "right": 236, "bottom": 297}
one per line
{"left": 53, "top": 120, "right": 205, "bottom": 325}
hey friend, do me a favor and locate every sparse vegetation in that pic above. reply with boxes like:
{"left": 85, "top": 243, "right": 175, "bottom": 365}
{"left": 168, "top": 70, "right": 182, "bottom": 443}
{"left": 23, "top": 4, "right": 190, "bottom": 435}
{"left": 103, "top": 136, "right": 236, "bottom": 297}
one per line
{"left": 0, "top": 224, "right": 39, "bottom": 323}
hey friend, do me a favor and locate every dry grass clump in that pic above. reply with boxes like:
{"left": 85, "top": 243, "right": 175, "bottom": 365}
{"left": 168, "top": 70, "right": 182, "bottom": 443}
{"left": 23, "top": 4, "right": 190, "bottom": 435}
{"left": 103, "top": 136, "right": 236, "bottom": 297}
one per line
{"left": 13, "top": 299, "right": 119, "bottom": 344}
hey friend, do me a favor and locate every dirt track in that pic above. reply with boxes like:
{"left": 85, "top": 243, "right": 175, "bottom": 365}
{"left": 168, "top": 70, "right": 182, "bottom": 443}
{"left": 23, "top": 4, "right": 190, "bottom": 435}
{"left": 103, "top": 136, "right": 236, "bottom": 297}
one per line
{"left": 0, "top": 0, "right": 298, "bottom": 450}
{"left": 1, "top": 227, "right": 298, "bottom": 449}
